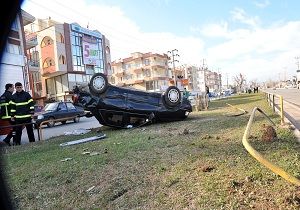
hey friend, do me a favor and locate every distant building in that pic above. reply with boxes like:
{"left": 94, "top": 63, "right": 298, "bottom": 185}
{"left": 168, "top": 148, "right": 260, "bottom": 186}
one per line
{"left": 111, "top": 52, "right": 171, "bottom": 91}
{"left": 0, "top": 10, "right": 34, "bottom": 92}
{"left": 24, "top": 17, "right": 111, "bottom": 103}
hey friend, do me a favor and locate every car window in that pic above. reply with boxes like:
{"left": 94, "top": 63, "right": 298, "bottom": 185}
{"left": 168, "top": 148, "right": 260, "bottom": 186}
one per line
{"left": 44, "top": 103, "right": 59, "bottom": 111}
{"left": 58, "top": 103, "right": 67, "bottom": 111}
{"left": 66, "top": 102, "right": 76, "bottom": 110}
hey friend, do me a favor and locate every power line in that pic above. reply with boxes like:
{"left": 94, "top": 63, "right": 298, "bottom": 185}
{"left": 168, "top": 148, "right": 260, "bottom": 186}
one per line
{"left": 26, "top": 0, "right": 158, "bottom": 53}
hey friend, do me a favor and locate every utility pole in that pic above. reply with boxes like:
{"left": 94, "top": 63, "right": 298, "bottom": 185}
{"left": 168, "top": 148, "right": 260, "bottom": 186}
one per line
{"left": 295, "top": 56, "right": 300, "bottom": 70}
{"left": 167, "top": 49, "right": 179, "bottom": 86}
{"left": 226, "top": 73, "right": 229, "bottom": 89}
{"left": 296, "top": 56, "right": 300, "bottom": 86}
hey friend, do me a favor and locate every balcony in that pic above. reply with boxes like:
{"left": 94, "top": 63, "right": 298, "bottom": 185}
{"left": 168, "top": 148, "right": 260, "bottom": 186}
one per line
{"left": 114, "top": 70, "right": 124, "bottom": 77}
{"left": 133, "top": 67, "right": 143, "bottom": 73}
{"left": 25, "top": 34, "right": 38, "bottom": 49}
{"left": 151, "top": 64, "right": 166, "bottom": 69}
{"left": 28, "top": 60, "right": 40, "bottom": 68}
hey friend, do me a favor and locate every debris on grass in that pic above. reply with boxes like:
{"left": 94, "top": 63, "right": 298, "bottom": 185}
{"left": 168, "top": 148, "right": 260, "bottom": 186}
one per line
{"left": 285, "top": 192, "right": 300, "bottom": 206}
{"left": 183, "top": 128, "right": 189, "bottom": 135}
{"left": 59, "top": 134, "right": 106, "bottom": 147}
{"left": 86, "top": 186, "right": 95, "bottom": 193}
{"left": 202, "top": 134, "right": 212, "bottom": 140}
{"left": 111, "top": 188, "right": 128, "bottom": 201}
{"left": 90, "top": 152, "right": 99, "bottom": 156}
{"left": 64, "top": 128, "right": 91, "bottom": 135}
{"left": 201, "top": 165, "right": 215, "bottom": 172}
{"left": 82, "top": 151, "right": 90, "bottom": 155}
{"left": 60, "top": 158, "right": 72, "bottom": 162}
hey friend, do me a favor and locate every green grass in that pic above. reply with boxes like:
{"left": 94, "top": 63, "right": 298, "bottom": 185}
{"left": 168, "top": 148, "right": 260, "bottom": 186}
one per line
{"left": 2, "top": 93, "right": 300, "bottom": 209}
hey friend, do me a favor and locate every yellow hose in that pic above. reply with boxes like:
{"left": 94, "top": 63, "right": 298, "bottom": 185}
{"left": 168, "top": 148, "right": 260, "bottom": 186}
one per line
{"left": 243, "top": 107, "right": 300, "bottom": 186}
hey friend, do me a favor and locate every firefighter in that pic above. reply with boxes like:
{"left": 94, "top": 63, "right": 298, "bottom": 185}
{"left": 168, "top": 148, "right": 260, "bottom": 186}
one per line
{"left": 10, "top": 82, "right": 35, "bottom": 145}
{"left": 0, "top": 83, "right": 14, "bottom": 146}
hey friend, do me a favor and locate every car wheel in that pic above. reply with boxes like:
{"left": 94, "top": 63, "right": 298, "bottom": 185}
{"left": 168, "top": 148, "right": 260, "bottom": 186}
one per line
{"left": 89, "top": 73, "right": 108, "bottom": 94}
{"left": 61, "top": 121, "right": 67, "bottom": 124}
{"left": 47, "top": 117, "right": 55, "bottom": 127}
{"left": 74, "top": 116, "right": 80, "bottom": 123}
{"left": 164, "top": 86, "right": 181, "bottom": 107}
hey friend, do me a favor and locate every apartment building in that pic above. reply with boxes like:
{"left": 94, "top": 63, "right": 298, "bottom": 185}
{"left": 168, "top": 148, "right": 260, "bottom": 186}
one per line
{"left": 0, "top": 10, "right": 34, "bottom": 92}
{"left": 24, "top": 17, "right": 111, "bottom": 103}
{"left": 198, "top": 67, "right": 222, "bottom": 94}
{"left": 111, "top": 52, "right": 171, "bottom": 91}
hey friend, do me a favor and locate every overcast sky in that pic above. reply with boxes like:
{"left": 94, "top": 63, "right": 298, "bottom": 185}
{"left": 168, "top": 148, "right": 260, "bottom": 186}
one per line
{"left": 22, "top": 0, "right": 300, "bottom": 84}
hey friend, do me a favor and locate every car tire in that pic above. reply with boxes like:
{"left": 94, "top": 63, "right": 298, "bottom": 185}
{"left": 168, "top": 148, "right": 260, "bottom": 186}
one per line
{"left": 47, "top": 117, "right": 55, "bottom": 127}
{"left": 164, "top": 86, "right": 181, "bottom": 107}
{"left": 74, "top": 116, "right": 80, "bottom": 123}
{"left": 89, "top": 73, "right": 108, "bottom": 94}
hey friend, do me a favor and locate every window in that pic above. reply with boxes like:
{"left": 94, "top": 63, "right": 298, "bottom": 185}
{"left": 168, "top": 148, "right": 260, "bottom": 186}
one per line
{"left": 41, "top": 36, "right": 53, "bottom": 48}
{"left": 43, "top": 58, "right": 55, "bottom": 68}
{"left": 5, "top": 43, "right": 20, "bottom": 54}
{"left": 11, "top": 18, "right": 19, "bottom": 30}
{"left": 58, "top": 103, "right": 67, "bottom": 111}
{"left": 146, "top": 81, "right": 154, "bottom": 91}
{"left": 59, "top": 55, "right": 66, "bottom": 64}
{"left": 144, "top": 59, "right": 150, "bottom": 66}
{"left": 56, "top": 32, "right": 64, "bottom": 43}
{"left": 66, "top": 103, "right": 76, "bottom": 110}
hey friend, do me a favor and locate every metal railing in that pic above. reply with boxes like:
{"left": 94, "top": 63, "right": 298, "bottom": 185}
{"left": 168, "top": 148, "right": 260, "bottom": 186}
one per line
{"left": 242, "top": 107, "right": 300, "bottom": 186}
{"left": 266, "top": 93, "right": 284, "bottom": 124}
{"left": 37, "top": 116, "right": 81, "bottom": 141}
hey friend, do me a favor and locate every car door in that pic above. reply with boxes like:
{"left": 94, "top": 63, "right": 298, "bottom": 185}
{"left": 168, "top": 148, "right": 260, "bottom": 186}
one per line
{"left": 57, "top": 102, "right": 69, "bottom": 119}
{"left": 66, "top": 102, "right": 79, "bottom": 118}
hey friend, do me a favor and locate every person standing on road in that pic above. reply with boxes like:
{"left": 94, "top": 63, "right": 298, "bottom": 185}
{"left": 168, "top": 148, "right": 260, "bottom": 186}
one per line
{"left": 0, "top": 84, "right": 14, "bottom": 146}
{"left": 183, "top": 88, "right": 190, "bottom": 99}
{"left": 10, "top": 82, "right": 35, "bottom": 145}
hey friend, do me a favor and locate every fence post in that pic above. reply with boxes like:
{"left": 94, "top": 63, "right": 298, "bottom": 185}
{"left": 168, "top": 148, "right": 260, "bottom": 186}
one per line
{"left": 279, "top": 96, "right": 284, "bottom": 124}
{"left": 272, "top": 94, "right": 275, "bottom": 113}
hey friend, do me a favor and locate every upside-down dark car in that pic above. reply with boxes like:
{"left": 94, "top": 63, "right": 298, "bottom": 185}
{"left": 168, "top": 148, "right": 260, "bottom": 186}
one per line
{"left": 73, "top": 73, "right": 192, "bottom": 128}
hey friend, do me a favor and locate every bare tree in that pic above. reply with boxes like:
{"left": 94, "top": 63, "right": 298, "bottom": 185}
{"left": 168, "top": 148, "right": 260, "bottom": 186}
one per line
{"left": 249, "top": 79, "right": 259, "bottom": 89}
{"left": 233, "top": 73, "right": 246, "bottom": 92}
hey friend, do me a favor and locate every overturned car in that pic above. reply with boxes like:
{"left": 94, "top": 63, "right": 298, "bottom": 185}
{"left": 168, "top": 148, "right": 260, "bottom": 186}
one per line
{"left": 73, "top": 73, "right": 192, "bottom": 128}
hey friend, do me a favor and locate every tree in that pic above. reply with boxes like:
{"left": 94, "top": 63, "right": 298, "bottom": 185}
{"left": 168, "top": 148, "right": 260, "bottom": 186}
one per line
{"left": 233, "top": 73, "right": 246, "bottom": 92}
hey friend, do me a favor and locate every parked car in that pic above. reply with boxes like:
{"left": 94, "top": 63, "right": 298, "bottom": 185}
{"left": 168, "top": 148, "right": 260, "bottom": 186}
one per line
{"left": 33, "top": 101, "right": 85, "bottom": 128}
{"left": 73, "top": 73, "right": 192, "bottom": 128}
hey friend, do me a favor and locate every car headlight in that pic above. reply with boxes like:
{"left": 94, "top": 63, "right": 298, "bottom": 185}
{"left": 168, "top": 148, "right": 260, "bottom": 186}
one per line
{"left": 37, "top": 115, "right": 44, "bottom": 120}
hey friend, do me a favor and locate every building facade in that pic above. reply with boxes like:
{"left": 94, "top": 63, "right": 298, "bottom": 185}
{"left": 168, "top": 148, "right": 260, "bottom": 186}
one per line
{"left": 25, "top": 18, "right": 111, "bottom": 104}
{"left": 111, "top": 52, "right": 171, "bottom": 92}
{"left": 0, "top": 10, "right": 34, "bottom": 92}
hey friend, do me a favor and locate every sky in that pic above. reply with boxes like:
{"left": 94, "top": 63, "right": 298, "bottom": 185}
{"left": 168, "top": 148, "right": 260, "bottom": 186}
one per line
{"left": 21, "top": 0, "right": 300, "bottom": 84}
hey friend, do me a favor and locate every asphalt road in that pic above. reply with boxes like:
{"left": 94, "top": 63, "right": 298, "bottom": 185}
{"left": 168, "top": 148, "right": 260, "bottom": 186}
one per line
{"left": 19, "top": 116, "right": 101, "bottom": 145}
{"left": 264, "top": 88, "right": 300, "bottom": 106}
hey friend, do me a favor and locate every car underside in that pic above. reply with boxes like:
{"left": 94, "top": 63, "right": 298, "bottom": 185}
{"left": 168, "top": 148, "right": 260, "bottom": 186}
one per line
{"left": 73, "top": 73, "right": 192, "bottom": 128}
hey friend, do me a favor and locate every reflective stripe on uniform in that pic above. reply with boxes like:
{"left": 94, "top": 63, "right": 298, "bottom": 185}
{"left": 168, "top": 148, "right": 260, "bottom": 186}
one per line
{"left": 11, "top": 109, "right": 16, "bottom": 112}
{"left": 1, "top": 116, "right": 11, "bottom": 119}
{"left": 15, "top": 114, "right": 32, "bottom": 118}
{"left": 0, "top": 103, "right": 9, "bottom": 106}
{"left": 30, "top": 106, "right": 34, "bottom": 110}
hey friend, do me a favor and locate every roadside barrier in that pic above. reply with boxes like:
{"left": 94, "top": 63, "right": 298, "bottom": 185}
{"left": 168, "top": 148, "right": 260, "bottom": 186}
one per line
{"left": 265, "top": 93, "right": 284, "bottom": 124}
{"left": 0, "top": 122, "right": 40, "bottom": 142}
{"left": 242, "top": 107, "right": 300, "bottom": 186}
{"left": 37, "top": 116, "right": 81, "bottom": 141}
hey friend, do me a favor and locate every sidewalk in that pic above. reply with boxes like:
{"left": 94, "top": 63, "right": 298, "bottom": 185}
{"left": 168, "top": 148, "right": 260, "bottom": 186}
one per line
{"left": 265, "top": 91, "right": 300, "bottom": 131}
